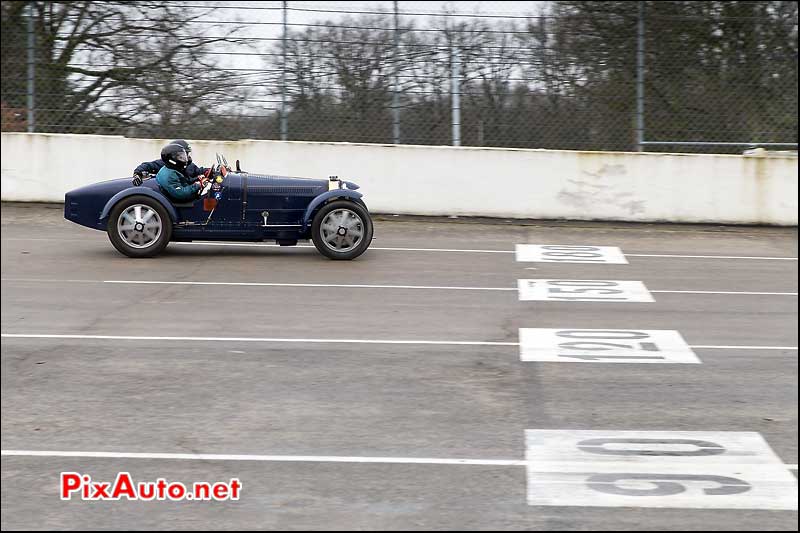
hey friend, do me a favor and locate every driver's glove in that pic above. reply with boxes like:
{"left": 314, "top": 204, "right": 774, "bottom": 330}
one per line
{"left": 197, "top": 177, "right": 212, "bottom": 197}
{"left": 131, "top": 173, "right": 143, "bottom": 186}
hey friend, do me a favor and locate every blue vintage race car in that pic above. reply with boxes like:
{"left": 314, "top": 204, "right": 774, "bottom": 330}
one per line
{"left": 64, "top": 156, "right": 373, "bottom": 260}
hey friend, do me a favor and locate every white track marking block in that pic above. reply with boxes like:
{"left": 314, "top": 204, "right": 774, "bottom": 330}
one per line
{"left": 516, "top": 244, "right": 628, "bottom": 264}
{"left": 525, "top": 430, "right": 798, "bottom": 510}
{"left": 519, "top": 328, "right": 700, "bottom": 363}
{"left": 518, "top": 279, "right": 655, "bottom": 302}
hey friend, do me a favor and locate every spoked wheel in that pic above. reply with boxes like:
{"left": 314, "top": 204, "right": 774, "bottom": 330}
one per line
{"left": 107, "top": 195, "right": 172, "bottom": 258}
{"left": 311, "top": 200, "right": 373, "bottom": 260}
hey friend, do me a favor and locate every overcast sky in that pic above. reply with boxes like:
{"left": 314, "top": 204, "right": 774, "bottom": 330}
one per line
{"left": 216, "top": 1, "right": 547, "bottom": 33}
{"left": 206, "top": 2, "right": 546, "bottom": 69}
{"left": 185, "top": 1, "right": 548, "bottom": 114}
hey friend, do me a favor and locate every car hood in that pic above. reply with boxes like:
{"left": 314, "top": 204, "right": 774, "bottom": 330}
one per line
{"left": 234, "top": 173, "right": 359, "bottom": 190}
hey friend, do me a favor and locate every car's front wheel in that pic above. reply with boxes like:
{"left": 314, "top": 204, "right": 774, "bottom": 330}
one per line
{"left": 311, "top": 200, "right": 373, "bottom": 260}
{"left": 107, "top": 195, "right": 172, "bottom": 258}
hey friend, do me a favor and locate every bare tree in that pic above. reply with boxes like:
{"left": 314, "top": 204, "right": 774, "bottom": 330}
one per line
{"left": 262, "top": 2, "right": 796, "bottom": 151}
{"left": 1, "top": 1, "right": 243, "bottom": 136}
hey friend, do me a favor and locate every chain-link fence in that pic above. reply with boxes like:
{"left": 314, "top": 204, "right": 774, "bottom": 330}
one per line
{"left": 1, "top": 1, "right": 797, "bottom": 153}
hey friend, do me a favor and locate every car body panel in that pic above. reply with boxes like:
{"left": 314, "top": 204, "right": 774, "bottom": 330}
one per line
{"left": 65, "top": 178, "right": 143, "bottom": 230}
{"left": 98, "top": 185, "right": 180, "bottom": 223}
{"left": 302, "top": 189, "right": 364, "bottom": 231}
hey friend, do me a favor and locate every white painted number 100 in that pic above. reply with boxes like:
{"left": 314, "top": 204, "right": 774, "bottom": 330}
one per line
{"left": 516, "top": 245, "right": 628, "bottom": 264}
{"left": 519, "top": 328, "right": 700, "bottom": 363}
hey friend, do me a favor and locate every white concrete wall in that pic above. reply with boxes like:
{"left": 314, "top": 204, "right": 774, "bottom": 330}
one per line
{"left": 1, "top": 132, "right": 797, "bottom": 225}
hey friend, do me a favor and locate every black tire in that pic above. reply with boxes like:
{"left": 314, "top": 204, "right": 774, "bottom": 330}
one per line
{"left": 107, "top": 195, "right": 172, "bottom": 258}
{"left": 311, "top": 199, "right": 373, "bottom": 260}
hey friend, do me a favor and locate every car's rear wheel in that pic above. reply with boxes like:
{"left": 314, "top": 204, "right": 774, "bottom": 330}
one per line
{"left": 107, "top": 196, "right": 172, "bottom": 258}
{"left": 311, "top": 200, "right": 373, "bottom": 260}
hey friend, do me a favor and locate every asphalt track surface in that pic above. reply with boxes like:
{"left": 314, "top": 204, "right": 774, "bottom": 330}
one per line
{"left": 1, "top": 203, "right": 797, "bottom": 530}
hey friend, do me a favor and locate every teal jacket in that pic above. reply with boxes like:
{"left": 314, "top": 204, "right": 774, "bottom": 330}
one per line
{"left": 156, "top": 166, "right": 199, "bottom": 201}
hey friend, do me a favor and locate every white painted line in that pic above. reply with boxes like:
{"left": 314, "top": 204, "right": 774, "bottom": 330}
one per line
{"left": 2, "top": 333, "right": 796, "bottom": 351}
{"left": 4, "top": 238, "right": 798, "bottom": 260}
{"left": 0, "top": 449, "right": 526, "bottom": 466}
{"left": 518, "top": 279, "right": 655, "bottom": 303}
{"left": 4, "top": 278, "right": 796, "bottom": 297}
{"left": 1, "top": 450, "right": 793, "bottom": 470}
{"left": 0, "top": 333, "right": 518, "bottom": 346}
{"left": 0, "top": 278, "right": 100, "bottom": 284}
{"left": 516, "top": 244, "right": 629, "bottom": 264}
{"left": 367, "top": 246, "right": 514, "bottom": 254}
{"left": 690, "top": 345, "right": 798, "bottom": 350}
{"left": 102, "top": 280, "right": 517, "bottom": 291}
{"left": 627, "top": 253, "right": 798, "bottom": 261}
{"left": 0, "top": 278, "right": 517, "bottom": 292}
{"left": 175, "top": 242, "right": 800, "bottom": 260}
{"left": 519, "top": 329, "right": 700, "bottom": 364}
{"left": 651, "top": 290, "right": 797, "bottom": 296}
{"left": 0, "top": 450, "right": 797, "bottom": 470}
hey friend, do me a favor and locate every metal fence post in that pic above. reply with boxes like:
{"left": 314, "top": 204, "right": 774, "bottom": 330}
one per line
{"left": 451, "top": 43, "right": 461, "bottom": 147}
{"left": 391, "top": 1, "right": 401, "bottom": 144}
{"left": 26, "top": 1, "right": 36, "bottom": 133}
{"left": 635, "top": 1, "right": 645, "bottom": 152}
{"left": 280, "top": 0, "right": 288, "bottom": 141}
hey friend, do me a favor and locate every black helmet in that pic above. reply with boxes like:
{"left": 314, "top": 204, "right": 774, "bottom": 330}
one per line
{"left": 161, "top": 143, "right": 189, "bottom": 171}
{"left": 171, "top": 139, "right": 192, "bottom": 164}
